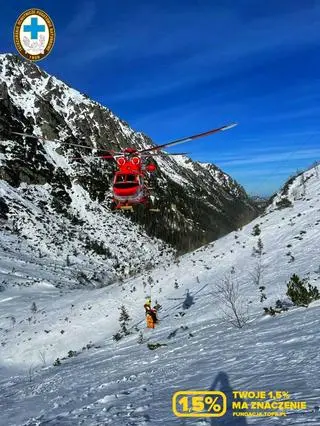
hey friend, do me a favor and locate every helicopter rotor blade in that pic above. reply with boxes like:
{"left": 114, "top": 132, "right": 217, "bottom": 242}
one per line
{"left": 11, "top": 132, "right": 105, "bottom": 151}
{"left": 12, "top": 131, "right": 58, "bottom": 141}
{"left": 11, "top": 123, "right": 237, "bottom": 159}
{"left": 12, "top": 132, "right": 131, "bottom": 158}
{"left": 141, "top": 152, "right": 189, "bottom": 157}
{"left": 69, "top": 154, "right": 116, "bottom": 160}
{"left": 137, "top": 123, "right": 237, "bottom": 154}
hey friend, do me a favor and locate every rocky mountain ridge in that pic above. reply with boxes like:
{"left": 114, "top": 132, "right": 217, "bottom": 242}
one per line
{"left": 0, "top": 53, "right": 258, "bottom": 282}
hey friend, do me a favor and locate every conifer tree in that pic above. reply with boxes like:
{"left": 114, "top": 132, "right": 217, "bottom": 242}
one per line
{"left": 119, "top": 305, "right": 131, "bottom": 335}
{"left": 286, "top": 274, "right": 320, "bottom": 307}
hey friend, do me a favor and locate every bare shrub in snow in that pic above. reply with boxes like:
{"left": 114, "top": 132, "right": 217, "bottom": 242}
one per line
{"left": 10, "top": 316, "right": 16, "bottom": 327}
{"left": 39, "top": 350, "right": 46, "bottom": 367}
{"left": 252, "top": 237, "right": 264, "bottom": 257}
{"left": 276, "top": 197, "right": 293, "bottom": 209}
{"left": 27, "top": 365, "right": 34, "bottom": 382}
{"left": 137, "top": 331, "right": 144, "bottom": 344}
{"left": 250, "top": 260, "right": 266, "bottom": 303}
{"left": 263, "top": 299, "right": 291, "bottom": 316}
{"left": 291, "top": 188, "right": 299, "bottom": 200}
{"left": 147, "top": 276, "right": 154, "bottom": 288}
{"left": 31, "top": 302, "right": 37, "bottom": 314}
{"left": 300, "top": 174, "right": 306, "bottom": 196}
{"left": 76, "top": 271, "right": 90, "bottom": 286}
{"left": 113, "top": 332, "right": 122, "bottom": 342}
{"left": 215, "top": 268, "right": 249, "bottom": 328}
{"left": 286, "top": 252, "right": 295, "bottom": 263}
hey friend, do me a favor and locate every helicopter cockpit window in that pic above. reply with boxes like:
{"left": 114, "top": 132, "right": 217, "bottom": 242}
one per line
{"left": 115, "top": 175, "right": 126, "bottom": 183}
{"left": 114, "top": 174, "right": 140, "bottom": 189}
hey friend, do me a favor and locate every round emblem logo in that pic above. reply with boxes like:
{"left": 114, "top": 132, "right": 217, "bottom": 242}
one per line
{"left": 13, "top": 9, "right": 55, "bottom": 61}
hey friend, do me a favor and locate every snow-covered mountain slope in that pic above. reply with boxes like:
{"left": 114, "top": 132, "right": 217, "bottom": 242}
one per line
{"left": 267, "top": 163, "right": 320, "bottom": 212}
{"left": 1, "top": 164, "right": 319, "bottom": 425}
{"left": 0, "top": 178, "right": 172, "bottom": 283}
{"left": 0, "top": 53, "right": 257, "bottom": 256}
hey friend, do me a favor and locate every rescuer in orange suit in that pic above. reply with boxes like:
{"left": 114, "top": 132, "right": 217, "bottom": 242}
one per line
{"left": 144, "top": 298, "right": 158, "bottom": 328}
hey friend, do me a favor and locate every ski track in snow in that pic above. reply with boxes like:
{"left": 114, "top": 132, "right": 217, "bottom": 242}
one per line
{"left": 0, "top": 165, "right": 320, "bottom": 425}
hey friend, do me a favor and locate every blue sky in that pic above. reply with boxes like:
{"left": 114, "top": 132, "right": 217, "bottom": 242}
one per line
{"left": 1, "top": 0, "right": 320, "bottom": 195}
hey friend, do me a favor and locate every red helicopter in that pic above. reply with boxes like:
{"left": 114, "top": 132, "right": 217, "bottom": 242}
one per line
{"left": 12, "top": 122, "right": 237, "bottom": 211}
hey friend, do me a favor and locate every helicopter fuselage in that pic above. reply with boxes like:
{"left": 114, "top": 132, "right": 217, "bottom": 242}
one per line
{"left": 111, "top": 155, "right": 155, "bottom": 209}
